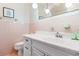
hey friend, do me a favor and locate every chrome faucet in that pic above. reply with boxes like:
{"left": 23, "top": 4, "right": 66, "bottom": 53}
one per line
{"left": 56, "top": 32, "right": 63, "bottom": 38}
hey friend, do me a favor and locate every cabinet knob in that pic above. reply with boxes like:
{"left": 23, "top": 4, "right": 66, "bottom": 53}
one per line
{"left": 25, "top": 39, "right": 28, "bottom": 42}
{"left": 25, "top": 47, "right": 28, "bottom": 49}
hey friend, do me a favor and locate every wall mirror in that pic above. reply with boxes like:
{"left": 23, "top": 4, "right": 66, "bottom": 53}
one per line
{"left": 32, "top": 3, "right": 79, "bottom": 20}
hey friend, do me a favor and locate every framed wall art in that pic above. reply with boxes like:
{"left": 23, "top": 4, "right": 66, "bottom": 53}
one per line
{"left": 3, "top": 7, "right": 14, "bottom": 18}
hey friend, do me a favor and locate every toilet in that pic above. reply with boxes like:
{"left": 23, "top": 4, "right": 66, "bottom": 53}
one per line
{"left": 14, "top": 41, "right": 24, "bottom": 56}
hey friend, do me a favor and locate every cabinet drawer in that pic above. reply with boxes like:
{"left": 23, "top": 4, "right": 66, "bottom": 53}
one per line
{"left": 32, "top": 40, "right": 78, "bottom": 56}
{"left": 23, "top": 46, "right": 31, "bottom": 56}
{"left": 32, "top": 47, "right": 45, "bottom": 56}
{"left": 24, "top": 37, "right": 31, "bottom": 46}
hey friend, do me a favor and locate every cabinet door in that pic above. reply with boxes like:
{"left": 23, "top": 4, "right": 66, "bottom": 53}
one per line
{"left": 32, "top": 40, "right": 78, "bottom": 56}
{"left": 23, "top": 46, "right": 31, "bottom": 56}
{"left": 32, "top": 47, "right": 45, "bottom": 56}
{"left": 23, "top": 37, "right": 32, "bottom": 56}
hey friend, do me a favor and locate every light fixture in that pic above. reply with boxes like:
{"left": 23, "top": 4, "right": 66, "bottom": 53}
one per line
{"left": 45, "top": 9, "right": 50, "bottom": 14}
{"left": 32, "top": 3, "right": 38, "bottom": 9}
{"left": 65, "top": 3, "right": 72, "bottom": 8}
{"left": 45, "top": 3, "right": 50, "bottom": 14}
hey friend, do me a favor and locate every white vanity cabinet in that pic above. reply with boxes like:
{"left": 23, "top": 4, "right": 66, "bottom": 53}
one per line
{"left": 31, "top": 47, "right": 45, "bottom": 56}
{"left": 23, "top": 37, "right": 45, "bottom": 56}
{"left": 23, "top": 37, "right": 32, "bottom": 56}
{"left": 23, "top": 37, "right": 79, "bottom": 56}
{"left": 31, "top": 39, "right": 79, "bottom": 56}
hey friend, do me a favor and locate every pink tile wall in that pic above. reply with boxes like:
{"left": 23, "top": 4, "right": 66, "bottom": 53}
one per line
{"left": 31, "top": 10, "right": 79, "bottom": 33}
{"left": 0, "top": 21, "right": 28, "bottom": 55}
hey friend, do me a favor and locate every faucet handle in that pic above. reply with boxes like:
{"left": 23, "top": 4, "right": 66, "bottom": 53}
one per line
{"left": 56, "top": 32, "right": 59, "bottom": 37}
{"left": 56, "top": 32, "right": 63, "bottom": 38}
{"left": 59, "top": 35, "right": 63, "bottom": 38}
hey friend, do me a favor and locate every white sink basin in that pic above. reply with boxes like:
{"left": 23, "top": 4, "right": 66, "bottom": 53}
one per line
{"left": 34, "top": 32, "right": 71, "bottom": 41}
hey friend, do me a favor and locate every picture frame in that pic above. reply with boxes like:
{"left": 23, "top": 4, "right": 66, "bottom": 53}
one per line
{"left": 3, "top": 7, "right": 14, "bottom": 18}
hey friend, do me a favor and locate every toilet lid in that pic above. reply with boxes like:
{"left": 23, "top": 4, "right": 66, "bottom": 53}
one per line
{"left": 15, "top": 41, "right": 24, "bottom": 46}
{"left": 14, "top": 41, "right": 24, "bottom": 49}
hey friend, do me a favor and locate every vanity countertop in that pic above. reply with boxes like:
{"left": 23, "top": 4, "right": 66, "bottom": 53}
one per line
{"left": 23, "top": 33, "right": 79, "bottom": 52}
